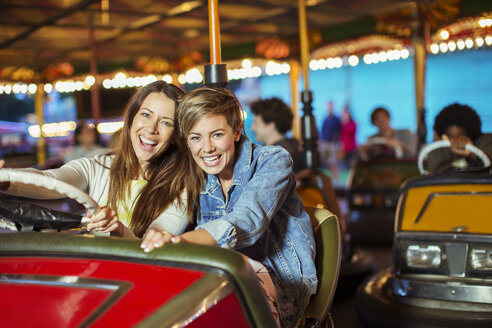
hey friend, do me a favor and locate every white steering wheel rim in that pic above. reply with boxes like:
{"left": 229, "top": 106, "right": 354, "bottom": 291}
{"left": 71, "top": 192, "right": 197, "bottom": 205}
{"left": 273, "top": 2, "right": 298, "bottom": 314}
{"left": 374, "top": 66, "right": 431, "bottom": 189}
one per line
{"left": 0, "top": 169, "right": 99, "bottom": 215}
{"left": 365, "top": 136, "right": 403, "bottom": 160}
{"left": 418, "top": 140, "right": 491, "bottom": 175}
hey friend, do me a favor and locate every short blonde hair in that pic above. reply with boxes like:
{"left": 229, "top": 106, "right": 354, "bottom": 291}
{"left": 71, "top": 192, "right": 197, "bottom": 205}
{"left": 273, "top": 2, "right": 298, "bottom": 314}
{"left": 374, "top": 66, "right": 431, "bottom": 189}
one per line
{"left": 177, "top": 87, "right": 245, "bottom": 139}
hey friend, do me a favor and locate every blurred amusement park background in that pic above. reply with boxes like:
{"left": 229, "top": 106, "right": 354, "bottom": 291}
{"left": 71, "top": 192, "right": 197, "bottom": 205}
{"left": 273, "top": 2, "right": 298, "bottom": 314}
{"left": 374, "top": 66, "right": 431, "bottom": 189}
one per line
{"left": 0, "top": 0, "right": 491, "bottom": 177}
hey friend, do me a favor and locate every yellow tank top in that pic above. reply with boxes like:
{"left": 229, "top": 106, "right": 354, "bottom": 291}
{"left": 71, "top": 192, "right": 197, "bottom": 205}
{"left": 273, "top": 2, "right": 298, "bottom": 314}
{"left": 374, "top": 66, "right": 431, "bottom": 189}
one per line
{"left": 117, "top": 180, "right": 148, "bottom": 227}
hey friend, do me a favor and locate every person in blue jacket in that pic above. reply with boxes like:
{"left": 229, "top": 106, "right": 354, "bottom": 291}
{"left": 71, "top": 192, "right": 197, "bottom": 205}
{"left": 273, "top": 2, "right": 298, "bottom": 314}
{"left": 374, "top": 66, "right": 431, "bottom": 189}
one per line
{"left": 142, "top": 87, "right": 317, "bottom": 327}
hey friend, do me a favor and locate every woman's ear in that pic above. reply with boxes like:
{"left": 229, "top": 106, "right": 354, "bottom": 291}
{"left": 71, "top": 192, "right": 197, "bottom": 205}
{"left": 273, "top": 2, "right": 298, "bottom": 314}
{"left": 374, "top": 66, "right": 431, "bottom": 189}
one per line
{"left": 234, "top": 126, "right": 241, "bottom": 142}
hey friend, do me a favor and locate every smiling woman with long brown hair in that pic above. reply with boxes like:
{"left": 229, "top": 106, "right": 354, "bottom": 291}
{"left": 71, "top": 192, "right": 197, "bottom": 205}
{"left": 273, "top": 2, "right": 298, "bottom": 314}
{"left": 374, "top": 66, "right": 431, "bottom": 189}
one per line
{"left": 0, "top": 81, "right": 202, "bottom": 239}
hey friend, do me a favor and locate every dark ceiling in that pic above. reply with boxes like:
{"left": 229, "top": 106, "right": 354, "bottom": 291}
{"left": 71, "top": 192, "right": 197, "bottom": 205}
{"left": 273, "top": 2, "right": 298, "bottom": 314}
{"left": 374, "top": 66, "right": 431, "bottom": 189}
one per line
{"left": 0, "top": 0, "right": 490, "bottom": 83}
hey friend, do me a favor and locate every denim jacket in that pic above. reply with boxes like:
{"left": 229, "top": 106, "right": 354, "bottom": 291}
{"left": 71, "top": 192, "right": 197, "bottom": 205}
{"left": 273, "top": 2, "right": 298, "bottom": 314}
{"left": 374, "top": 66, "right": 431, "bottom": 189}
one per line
{"left": 195, "top": 137, "right": 317, "bottom": 327}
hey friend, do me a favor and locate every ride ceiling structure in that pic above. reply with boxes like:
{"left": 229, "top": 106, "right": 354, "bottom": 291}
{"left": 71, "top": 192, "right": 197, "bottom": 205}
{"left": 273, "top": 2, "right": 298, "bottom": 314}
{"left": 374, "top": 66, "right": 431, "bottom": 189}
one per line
{"left": 0, "top": 0, "right": 491, "bottom": 85}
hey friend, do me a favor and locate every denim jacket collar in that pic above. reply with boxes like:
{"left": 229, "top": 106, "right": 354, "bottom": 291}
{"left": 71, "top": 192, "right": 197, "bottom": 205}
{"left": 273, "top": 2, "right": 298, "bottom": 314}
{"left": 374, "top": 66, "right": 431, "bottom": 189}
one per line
{"left": 203, "top": 136, "right": 252, "bottom": 193}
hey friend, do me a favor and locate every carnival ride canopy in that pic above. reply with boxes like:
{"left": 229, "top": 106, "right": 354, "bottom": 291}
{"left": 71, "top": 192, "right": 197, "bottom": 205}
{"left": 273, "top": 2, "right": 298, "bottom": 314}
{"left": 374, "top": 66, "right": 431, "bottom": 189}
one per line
{"left": 0, "top": 0, "right": 490, "bottom": 84}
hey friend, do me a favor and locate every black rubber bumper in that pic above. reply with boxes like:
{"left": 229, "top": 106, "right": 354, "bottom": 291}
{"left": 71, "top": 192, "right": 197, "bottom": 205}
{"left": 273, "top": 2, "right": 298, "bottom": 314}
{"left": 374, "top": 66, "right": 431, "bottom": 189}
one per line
{"left": 355, "top": 268, "right": 492, "bottom": 328}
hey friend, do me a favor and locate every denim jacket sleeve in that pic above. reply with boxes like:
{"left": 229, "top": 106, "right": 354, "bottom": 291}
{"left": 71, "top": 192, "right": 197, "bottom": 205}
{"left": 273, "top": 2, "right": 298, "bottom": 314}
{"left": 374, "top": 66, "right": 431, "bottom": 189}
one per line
{"left": 199, "top": 146, "right": 296, "bottom": 249}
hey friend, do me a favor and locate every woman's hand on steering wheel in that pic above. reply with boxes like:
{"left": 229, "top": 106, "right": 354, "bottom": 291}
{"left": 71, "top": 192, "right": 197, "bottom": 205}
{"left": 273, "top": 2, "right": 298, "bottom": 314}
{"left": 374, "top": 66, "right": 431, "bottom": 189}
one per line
{"left": 86, "top": 206, "right": 120, "bottom": 234}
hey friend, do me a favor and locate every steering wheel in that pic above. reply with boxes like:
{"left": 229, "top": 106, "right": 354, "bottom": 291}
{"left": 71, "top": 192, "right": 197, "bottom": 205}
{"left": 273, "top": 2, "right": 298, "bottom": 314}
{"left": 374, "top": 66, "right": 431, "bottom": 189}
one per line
{"left": 361, "top": 136, "right": 403, "bottom": 160}
{"left": 418, "top": 139, "right": 491, "bottom": 175}
{"left": 0, "top": 169, "right": 99, "bottom": 225}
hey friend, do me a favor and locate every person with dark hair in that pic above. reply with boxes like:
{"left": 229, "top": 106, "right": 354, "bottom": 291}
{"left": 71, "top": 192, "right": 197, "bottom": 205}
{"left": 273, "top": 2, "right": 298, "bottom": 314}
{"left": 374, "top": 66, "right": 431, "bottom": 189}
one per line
{"left": 1, "top": 81, "right": 201, "bottom": 239}
{"left": 250, "top": 97, "right": 304, "bottom": 173}
{"left": 428, "top": 103, "right": 492, "bottom": 173}
{"left": 62, "top": 121, "right": 108, "bottom": 163}
{"left": 340, "top": 106, "right": 358, "bottom": 168}
{"left": 361, "top": 106, "right": 417, "bottom": 159}
{"left": 320, "top": 101, "right": 341, "bottom": 180}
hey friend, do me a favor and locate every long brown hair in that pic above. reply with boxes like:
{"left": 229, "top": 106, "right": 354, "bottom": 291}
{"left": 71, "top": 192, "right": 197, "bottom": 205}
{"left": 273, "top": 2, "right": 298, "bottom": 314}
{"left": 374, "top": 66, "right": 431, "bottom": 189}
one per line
{"left": 108, "top": 81, "right": 202, "bottom": 237}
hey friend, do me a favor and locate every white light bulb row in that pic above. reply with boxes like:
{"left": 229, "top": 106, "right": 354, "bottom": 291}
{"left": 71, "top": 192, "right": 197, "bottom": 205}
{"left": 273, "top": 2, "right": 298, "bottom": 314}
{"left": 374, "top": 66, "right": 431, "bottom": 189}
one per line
{"left": 27, "top": 120, "right": 123, "bottom": 138}
{"left": 28, "top": 121, "right": 77, "bottom": 138}
{"left": 1, "top": 34, "right": 490, "bottom": 94}
{"left": 310, "top": 48, "right": 410, "bottom": 70}
{"left": 430, "top": 35, "right": 492, "bottom": 54}
{"left": 102, "top": 73, "right": 164, "bottom": 89}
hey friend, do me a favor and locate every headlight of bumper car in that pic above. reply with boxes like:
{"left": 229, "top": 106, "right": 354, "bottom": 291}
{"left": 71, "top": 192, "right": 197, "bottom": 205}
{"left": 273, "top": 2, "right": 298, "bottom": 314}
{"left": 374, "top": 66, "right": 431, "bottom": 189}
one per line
{"left": 406, "top": 244, "right": 442, "bottom": 268}
{"left": 470, "top": 247, "right": 492, "bottom": 271}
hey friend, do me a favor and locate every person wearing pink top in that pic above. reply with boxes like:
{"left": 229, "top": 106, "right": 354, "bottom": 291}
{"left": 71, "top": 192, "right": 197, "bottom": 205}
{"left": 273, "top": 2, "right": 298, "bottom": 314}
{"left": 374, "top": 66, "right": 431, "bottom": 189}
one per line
{"left": 340, "top": 107, "right": 358, "bottom": 169}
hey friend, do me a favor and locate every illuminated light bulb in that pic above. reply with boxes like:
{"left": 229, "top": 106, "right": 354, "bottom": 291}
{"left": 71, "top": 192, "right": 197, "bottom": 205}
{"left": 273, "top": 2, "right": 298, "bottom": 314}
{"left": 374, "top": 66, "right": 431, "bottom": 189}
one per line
{"left": 44, "top": 84, "right": 53, "bottom": 93}
{"left": 126, "top": 77, "right": 136, "bottom": 88}
{"left": 252, "top": 66, "right": 262, "bottom": 77}
{"left": 378, "top": 52, "right": 388, "bottom": 62}
{"left": 439, "top": 42, "right": 448, "bottom": 53}
{"left": 97, "top": 121, "right": 124, "bottom": 134}
{"left": 0, "top": 85, "right": 4, "bottom": 94}
{"left": 371, "top": 53, "right": 380, "bottom": 64}
{"left": 447, "top": 41, "right": 456, "bottom": 52}
{"left": 476, "top": 37, "right": 484, "bottom": 47}
{"left": 4, "top": 85, "right": 12, "bottom": 94}
{"left": 400, "top": 49, "right": 410, "bottom": 59}
{"left": 162, "top": 74, "right": 173, "bottom": 83}
{"left": 430, "top": 43, "right": 439, "bottom": 54}
{"left": 185, "top": 69, "right": 202, "bottom": 84}
{"left": 75, "top": 81, "right": 84, "bottom": 91}
{"left": 348, "top": 55, "right": 359, "bottom": 66}
{"left": 28, "top": 125, "right": 41, "bottom": 138}
{"left": 103, "top": 79, "right": 112, "bottom": 89}
{"left": 19, "top": 84, "right": 28, "bottom": 94}
{"left": 440, "top": 30, "right": 449, "bottom": 40}
{"left": 178, "top": 74, "right": 186, "bottom": 84}
{"left": 279, "top": 62, "right": 289, "bottom": 74}
{"left": 363, "top": 54, "right": 372, "bottom": 64}
{"left": 324, "top": 58, "right": 333, "bottom": 69}
{"left": 333, "top": 57, "right": 343, "bottom": 68}
{"left": 242, "top": 59, "right": 252, "bottom": 68}
{"left": 85, "top": 75, "right": 96, "bottom": 86}
{"left": 465, "top": 38, "right": 474, "bottom": 49}
{"left": 387, "top": 50, "right": 398, "bottom": 61}
{"left": 12, "top": 84, "right": 21, "bottom": 94}
{"left": 28, "top": 84, "right": 37, "bottom": 94}
{"left": 456, "top": 39, "right": 465, "bottom": 50}
{"left": 147, "top": 75, "right": 158, "bottom": 84}
{"left": 479, "top": 18, "right": 492, "bottom": 28}
{"left": 239, "top": 69, "right": 248, "bottom": 80}
{"left": 266, "top": 61, "right": 277, "bottom": 75}
{"left": 309, "top": 59, "right": 319, "bottom": 71}
{"left": 485, "top": 36, "right": 492, "bottom": 46}
{"left": 114, "top": 72, "right": 126, "bottom": 80}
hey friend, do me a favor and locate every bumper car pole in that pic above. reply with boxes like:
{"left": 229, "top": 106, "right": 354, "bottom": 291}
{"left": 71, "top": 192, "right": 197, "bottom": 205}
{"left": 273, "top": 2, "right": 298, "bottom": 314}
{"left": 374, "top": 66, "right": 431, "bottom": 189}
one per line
{"left": 204, "top": 0, "right": 228, "bottom": 88}
{"left": 298, "top": 0, "right": 320, "bottom": 171}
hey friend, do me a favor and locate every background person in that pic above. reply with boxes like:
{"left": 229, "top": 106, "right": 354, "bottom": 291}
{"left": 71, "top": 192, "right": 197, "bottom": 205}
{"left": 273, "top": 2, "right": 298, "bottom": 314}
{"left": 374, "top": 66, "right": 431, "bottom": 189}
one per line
{"left": 427, "top": 103, "right": 492, "bottom": 173}
{"left": 340, "top": 106, "right": 358, "bottom": 169}
{"left": 361, "top": 106, "right": 417, "bottom": 159}
{"left": 250, "top": 97, "right": 304, "bottom": 173}
{"left": 0, "top": 81, "right": 200, "bottom": 238}
{"left": 62, "top": 121, "right": 109, "bottom": 163}
{"left": 319, "top": 100, "right": 341, "bottom": 180}
{"left": 143, "top": 87, "right": 317, "bottom": 328}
